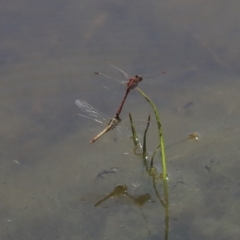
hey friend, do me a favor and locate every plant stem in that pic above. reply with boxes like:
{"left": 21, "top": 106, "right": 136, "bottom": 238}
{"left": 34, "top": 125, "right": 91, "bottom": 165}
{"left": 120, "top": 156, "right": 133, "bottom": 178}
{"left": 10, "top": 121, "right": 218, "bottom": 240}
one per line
{"left": 136, "top": 88, "right": 167, "bottom": 180}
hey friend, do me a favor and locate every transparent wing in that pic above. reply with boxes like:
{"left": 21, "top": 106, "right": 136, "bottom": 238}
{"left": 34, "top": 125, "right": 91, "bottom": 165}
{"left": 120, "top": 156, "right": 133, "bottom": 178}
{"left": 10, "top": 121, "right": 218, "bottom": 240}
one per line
{"left": 75, "top": 99, "right": 108, "bottom": 124}
{"left": 143, "top": 71, "right": 166, "bottom": 78}
{"left": 104, "top": 59, "right": 130, "bottom": 79}
{"left": 95, "top": 72, "right": 126, "bottom": 85}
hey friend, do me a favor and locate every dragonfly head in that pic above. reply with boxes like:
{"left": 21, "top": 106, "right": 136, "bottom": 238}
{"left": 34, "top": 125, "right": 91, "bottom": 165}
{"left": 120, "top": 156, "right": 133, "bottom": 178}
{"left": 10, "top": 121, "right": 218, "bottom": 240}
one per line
{"left": 135, "top": 75, "right": 143, "bottom": 82}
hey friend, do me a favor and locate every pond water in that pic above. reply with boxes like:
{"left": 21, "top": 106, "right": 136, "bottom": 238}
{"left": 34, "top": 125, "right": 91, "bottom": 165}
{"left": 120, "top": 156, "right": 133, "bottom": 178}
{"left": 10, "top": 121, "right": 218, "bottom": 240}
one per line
{"left": 1, "top": 1, "right": 240, "bottom": 239}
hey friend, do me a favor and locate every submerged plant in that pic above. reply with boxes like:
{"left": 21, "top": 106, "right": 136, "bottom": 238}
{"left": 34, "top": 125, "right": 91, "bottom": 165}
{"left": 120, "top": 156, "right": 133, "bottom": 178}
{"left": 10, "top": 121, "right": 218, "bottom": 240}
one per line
{"left": 129, "top": 87, "right": 169, "bottom": 239}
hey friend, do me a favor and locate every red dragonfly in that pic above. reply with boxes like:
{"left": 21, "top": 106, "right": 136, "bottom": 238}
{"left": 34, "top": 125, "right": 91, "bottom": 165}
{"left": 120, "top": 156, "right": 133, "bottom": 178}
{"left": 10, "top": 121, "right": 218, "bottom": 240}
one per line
{"left": 95, "top": 59, "right": 165, "bottom": 116}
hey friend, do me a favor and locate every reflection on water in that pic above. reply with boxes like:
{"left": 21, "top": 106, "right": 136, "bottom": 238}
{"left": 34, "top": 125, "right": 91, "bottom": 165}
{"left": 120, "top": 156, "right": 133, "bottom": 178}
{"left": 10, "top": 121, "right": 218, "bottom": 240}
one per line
{"left": 94, "top": 185, "right": 151, "bottom": 207}
{"left": 94, "top": 185, "right": 128, "bottom": 207}
{"left": 1, "top": 0, "right": 240, "bottom": 239}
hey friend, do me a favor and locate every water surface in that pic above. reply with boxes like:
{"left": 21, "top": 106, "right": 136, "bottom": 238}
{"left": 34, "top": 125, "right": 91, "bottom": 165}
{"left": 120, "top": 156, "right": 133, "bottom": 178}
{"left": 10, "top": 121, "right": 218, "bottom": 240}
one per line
{"left": 1, "top": 1, "right": 240, "bottom": 239}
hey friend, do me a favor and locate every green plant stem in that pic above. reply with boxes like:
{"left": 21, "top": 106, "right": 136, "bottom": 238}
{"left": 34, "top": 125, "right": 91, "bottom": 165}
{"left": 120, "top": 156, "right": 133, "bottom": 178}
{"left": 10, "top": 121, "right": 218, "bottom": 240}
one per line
{"left": 142, "top": 114, "right": 151, "bottom": 166}
{"left": 128, "top": 113, "right": 139, "bottom": 147}
{"left": 129, "top": 113, "right": 142, "bottom": 156}
{"left": 136, "top": 88, "right": 167, "bottom": 180}
{"left": 136, "top": 87, "right": 169, "bottom": 239}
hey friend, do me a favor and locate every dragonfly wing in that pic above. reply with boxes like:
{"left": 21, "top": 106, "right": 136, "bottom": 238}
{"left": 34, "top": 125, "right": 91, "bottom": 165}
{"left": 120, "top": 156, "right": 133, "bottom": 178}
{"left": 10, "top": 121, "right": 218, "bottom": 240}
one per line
{"left": 104, "top": 59, "right": 130, "bottom": 79}
{"left": 75, "top": 113, "right": 104, "bottom": 124}
{"left": 95, "top": 72, "right": 126, "bottom": 87}
{"left": 75, "top": 99, "right": 108, "bottom": 123}
{"left": 143, "top": 71, "right": 166, "bottom": 78}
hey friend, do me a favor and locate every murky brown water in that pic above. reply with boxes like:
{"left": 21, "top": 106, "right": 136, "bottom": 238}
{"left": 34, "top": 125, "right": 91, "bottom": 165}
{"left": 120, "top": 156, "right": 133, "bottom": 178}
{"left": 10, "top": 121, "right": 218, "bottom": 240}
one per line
{"left": 1, "top": 1, "right": 240, "bottom": 239}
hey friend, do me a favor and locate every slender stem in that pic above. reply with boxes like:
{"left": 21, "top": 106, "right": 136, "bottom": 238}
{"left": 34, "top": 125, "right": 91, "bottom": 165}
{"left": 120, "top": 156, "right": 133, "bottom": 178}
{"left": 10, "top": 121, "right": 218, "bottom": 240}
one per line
{"left": 150, "top": 144, "right": 160, "bottom": 168}
{"left": 142, "top": 114, "right": 151, "bottom": 167}
{"left": 136, "top": 87, "right": 169, "bottom": 240}
{"left": 163, "top": 178, "right": 169, "bottom": 240}
{"left": 152, "top": 176, "right": 165, "bottom": 207}
{"left": 129, "top": 113, "right": 143, "bottom": 156}
{"left": 136, "top": 88, "right": 167, "bottom": 180}
{"left": 129, "top": 113, "right": 138, "bottom": 147}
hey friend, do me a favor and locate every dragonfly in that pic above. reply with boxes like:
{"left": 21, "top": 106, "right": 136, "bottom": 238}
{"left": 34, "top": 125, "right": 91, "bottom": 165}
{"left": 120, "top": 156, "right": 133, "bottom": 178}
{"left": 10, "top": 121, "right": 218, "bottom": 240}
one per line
{"left": 75, "top": 99, "right": 121, "bottom": 143}
{"left": 95, "top": 59, "right": 165, "bottom": 116}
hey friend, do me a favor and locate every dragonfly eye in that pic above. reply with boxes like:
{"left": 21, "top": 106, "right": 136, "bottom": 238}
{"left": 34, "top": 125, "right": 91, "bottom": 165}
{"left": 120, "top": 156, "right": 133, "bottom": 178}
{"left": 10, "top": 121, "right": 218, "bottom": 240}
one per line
{"left": 137, "top": 75, "right": 143, "bottom": 81}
